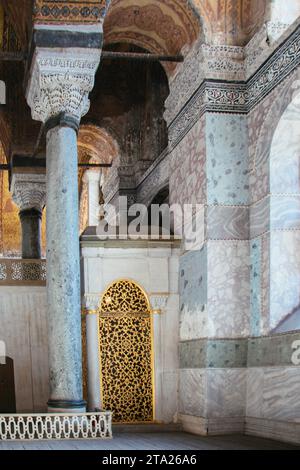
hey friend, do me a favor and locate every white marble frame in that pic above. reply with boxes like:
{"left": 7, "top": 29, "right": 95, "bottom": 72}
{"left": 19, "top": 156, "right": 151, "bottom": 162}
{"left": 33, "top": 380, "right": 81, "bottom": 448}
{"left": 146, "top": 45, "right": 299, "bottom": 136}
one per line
{"left": 81, "top": 243, "right": 180, "bottom": 423}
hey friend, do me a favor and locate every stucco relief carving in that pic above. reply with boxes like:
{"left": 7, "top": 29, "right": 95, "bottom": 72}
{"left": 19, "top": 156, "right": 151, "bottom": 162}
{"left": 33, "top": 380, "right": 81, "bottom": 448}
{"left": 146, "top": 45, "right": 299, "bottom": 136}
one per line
{"left": 26, "top": 49, "right": 101, "bottom": 123}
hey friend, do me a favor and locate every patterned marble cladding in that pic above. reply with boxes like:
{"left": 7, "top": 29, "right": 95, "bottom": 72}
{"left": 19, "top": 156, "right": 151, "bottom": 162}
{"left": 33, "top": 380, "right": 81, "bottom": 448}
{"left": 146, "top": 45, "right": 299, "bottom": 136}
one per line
{"left": 206, "top": 206, "right": 249, "bottom": 240}
{"left": 179, "top": 338, "right": 248, "bottom": 369}
{"left": 206, "top": 369, "right": 247, "bottom": 418}
{"left": 179, "top": 247, "right": 208, "bottom": 341}
{"left": 207, "top": 241, "right": 250, "bottom": 338}
{"left": 179, "top": 369, "right": 207, "bottom": 418}
{"left": 247, "top": 367, "right": 300, "bottom": 421}
{"left": 206, "top": 114, "right": 249, "bottom": 206}
{"left": 269, "top": 90, "right": 300, "bottom": 195}
{"left": 169, "top": 117, "right": 206, "bottom": 207}
{"left": 270, "top": 230, "right": 300, "bottom": 330}
{"left": 248, "top": 331, "right": 300, "bottom": 367}
{"left": 179, "top": 368, "right": 247, "bottom": 419}
{"left": 250, "top": 196, "right": 270, "bottom": 239}
{"left": 250, "top": 238, "right": 261, "bottom": 337}
{"left": 179, "top": 331, "right": 300, "bottom": 369}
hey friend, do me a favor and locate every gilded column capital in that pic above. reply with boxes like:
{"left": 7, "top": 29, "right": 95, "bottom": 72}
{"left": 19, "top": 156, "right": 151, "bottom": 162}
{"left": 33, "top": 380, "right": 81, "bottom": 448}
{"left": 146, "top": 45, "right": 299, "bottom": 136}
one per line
{"left": 26, "top": 48, "right": 102, "bottom": 125}
{"left": 11, "top": 173, "right": 46, "bottom": 213}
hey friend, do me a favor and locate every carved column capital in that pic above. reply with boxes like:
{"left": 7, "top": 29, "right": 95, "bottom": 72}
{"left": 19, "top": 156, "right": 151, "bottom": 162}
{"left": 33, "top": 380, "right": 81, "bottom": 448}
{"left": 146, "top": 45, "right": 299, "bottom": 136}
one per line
{"left": 11, "top": 173, "right": 46, "bottom": 212}
{"left": 26, "top": 48, "right": 101, "bottom": 125}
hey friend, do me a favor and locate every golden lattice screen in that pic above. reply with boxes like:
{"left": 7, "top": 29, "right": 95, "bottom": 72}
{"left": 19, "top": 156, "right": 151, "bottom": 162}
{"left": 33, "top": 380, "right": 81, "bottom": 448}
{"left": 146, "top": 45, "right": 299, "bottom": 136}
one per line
{"left": 99, "top": 280, "right": 154, "bottom": 423}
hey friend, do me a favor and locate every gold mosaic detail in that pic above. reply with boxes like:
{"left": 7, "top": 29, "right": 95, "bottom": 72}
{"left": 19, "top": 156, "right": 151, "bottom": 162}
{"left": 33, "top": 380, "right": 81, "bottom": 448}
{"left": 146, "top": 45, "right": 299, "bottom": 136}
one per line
{"left": 99, "top": 280, "right": 154, "bottom": 423}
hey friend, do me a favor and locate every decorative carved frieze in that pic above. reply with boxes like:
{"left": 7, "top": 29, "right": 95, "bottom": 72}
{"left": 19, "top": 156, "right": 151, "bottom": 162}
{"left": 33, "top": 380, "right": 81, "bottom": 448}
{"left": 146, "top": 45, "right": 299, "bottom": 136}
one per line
{"left": 166, "top": 20, "right": 300, "bottom": 129}
{"left": 167, "top": 23, "right": 300, "bottom": 150}
{"left": 33, "top": 1, "right": 109, "bottom": 25}
{"left": 11, "top": 173, "right": 46, "bottom": 212}
{"left": 26, "top": 48, "right": 101, "bottom": 124}
{"left": 0, "top": 259, "right": 46, "bottom": 286}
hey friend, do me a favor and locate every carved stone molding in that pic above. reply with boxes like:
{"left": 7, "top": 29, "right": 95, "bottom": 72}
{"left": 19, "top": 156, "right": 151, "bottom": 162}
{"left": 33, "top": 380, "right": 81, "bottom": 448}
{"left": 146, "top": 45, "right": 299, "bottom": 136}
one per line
{"left": 11, "top": 173, "right": 46, "bottom": 212}
{"left": 26, "top": 48, "right": 101, "bottom": 124}
{"left": 167, "top": 23, "right": 300, "bottom": 150}
{"left": 166, "top": 20, "right": 300, "bottom": 128}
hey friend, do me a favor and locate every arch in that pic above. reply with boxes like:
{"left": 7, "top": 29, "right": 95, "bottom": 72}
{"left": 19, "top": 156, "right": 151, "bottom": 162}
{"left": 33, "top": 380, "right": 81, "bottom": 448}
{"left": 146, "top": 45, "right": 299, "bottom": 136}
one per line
{"left": 99, "top": 279, "right": 154, "bottom": 422}
{"left": 78, "top": 124, "right": 120, "bottom": 165}
{"left": 104, "top": 1, "right": 269, "bottom": 55}
{"left": 104, "top": 0, "right": 202, "bottom": 74}
{"left": 78, "top": 124, "right": 120, "bottom": 186}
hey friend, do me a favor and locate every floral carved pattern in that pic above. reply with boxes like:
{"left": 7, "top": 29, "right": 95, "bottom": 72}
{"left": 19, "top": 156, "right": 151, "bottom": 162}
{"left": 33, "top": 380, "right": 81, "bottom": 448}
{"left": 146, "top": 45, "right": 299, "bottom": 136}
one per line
{"left": 33, "top": 0, "right": 109, "bottom": 24}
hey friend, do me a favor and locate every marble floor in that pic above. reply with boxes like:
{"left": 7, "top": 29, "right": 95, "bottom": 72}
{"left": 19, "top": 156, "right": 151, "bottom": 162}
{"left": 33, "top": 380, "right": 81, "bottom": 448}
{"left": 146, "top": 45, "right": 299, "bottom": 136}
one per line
{"left": 0, "top": 433, "right": 298, "bottom": 450}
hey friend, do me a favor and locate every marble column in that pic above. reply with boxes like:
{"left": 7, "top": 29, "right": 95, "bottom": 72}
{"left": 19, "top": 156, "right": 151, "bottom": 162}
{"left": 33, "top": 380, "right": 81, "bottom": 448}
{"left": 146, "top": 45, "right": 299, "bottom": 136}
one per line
{"left": 26, "top": 47, "right": 101, "bottom": 413}
{"left": 83, "top": 294, "right": 102, "bottom": 411}
{"left": 83, "top": 169, "right": 101, "bottom": 226}
{"left": 11, "top": 173, "right": 46, "bottom": 259}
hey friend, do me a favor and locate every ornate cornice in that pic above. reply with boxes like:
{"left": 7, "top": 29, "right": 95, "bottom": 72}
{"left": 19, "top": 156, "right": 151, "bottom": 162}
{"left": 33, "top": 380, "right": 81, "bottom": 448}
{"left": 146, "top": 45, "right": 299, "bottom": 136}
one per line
{"left": 26, "top": 47, "right": 101, "bottom": 124}
{"left": 167, "top": 23, "right": 300, "bottom": 150}
{"left": 11, "top": 173, "right": 46, "bottom": 212}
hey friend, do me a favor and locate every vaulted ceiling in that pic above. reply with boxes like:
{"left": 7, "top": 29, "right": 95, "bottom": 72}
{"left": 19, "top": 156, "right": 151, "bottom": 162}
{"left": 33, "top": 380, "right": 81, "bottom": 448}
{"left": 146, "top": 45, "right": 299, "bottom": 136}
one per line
{"left": 0, "top": 0, "right": 273, "bottom": 52}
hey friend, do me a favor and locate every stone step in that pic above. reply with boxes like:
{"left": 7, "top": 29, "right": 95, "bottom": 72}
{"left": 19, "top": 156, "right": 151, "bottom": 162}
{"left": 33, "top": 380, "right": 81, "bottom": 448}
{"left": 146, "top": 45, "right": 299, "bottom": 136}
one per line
{"left": 113, "top": 422, "right": 182, "bottom": 433}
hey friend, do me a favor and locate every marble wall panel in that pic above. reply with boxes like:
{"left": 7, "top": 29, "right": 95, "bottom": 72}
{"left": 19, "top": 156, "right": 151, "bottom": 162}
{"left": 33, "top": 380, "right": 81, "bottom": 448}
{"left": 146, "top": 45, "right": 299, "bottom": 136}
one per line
{"left": 170, "top": 117, "right": 206, "bottom": 207}
{"left": 269, "top": 92, "right": 300, "bottom": 195}
{"left": 206, "top": 206, "right": 249, "bottom": 240}
{"left": 179, "top": 247, "right": 208, "bottom": 341}
{"left": 270, "top": 230, "right": 300, "bottom": 330}
{"left": 250, "top": 238, "right": 262, "bottom": 337}
{"left": 248, "top": 332, "right": 300, "bottom": 367}
{"left": 250, "top": 196, "right": 270, "bottom": 239}
{"left": 179, "top": 338, "right": 248, "bottom": 370}
{"left": 206, "top": 369, "right": 247, "bottom": 418}
{"left": 262, "top": 367, "right": 300, "bottom": 421}
{"left": 179, "top": 369, "right": 207, "bottom": 418}
{"left": 206, "top": 114, "right": 249, "bottom": 206}
{"left": 247, "top": 367, "right": 300, "bottom": 421}
{"left": 248, "top": 69, "right": 300, "bottom": 204}
{"left": 207, "top": 241, "right": 250, "bottom": 338}
{"left": 261, "top": 233, "right": 270, "bottom": 334}
{"left": 246, "top": 367, "right": 264, "bottom": 418}
{"left": 270, "top": 196, "right": 300, "bottom": 230}
{"left": 0, "top": 287, "right": 48, "bottom": 412}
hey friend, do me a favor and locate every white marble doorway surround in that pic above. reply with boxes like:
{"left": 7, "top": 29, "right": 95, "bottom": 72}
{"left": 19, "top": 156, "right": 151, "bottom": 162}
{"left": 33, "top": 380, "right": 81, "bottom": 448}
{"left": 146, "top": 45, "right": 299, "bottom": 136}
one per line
{"left": 81, "top": 237, "right": 180, "bottom": 424}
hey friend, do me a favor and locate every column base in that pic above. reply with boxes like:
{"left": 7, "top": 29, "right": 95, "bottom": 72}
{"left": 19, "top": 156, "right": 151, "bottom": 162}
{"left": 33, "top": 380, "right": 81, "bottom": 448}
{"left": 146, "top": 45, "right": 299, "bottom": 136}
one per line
{"left": 47, "top": 399, "right": 86, "bottom": 413}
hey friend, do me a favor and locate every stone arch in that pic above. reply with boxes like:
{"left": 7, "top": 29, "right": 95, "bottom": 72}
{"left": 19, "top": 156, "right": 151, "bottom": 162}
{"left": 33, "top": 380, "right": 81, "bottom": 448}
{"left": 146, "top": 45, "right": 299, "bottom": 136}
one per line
{"left": 78, "top": 124, "right": 120, "bottom": 231}
{"left": 104, "top": 0, "right": 201, "bottom": 54}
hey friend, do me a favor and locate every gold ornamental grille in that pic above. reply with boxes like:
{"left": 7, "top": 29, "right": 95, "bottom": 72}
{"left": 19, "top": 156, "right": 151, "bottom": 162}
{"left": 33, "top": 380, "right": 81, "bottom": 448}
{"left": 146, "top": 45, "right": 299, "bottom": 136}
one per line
{"left": 99, "top": 280, "right": 154, "bottom": 423}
